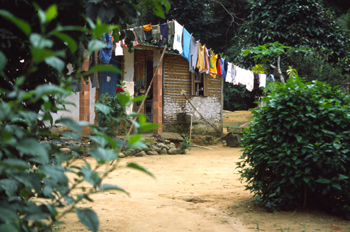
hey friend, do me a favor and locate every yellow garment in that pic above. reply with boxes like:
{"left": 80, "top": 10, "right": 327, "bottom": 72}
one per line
{"left": 143, "top": 24, "right": 152, "bottom": 32}
{"left": 196, "top": 42, "right": 206, "bottom": 71}
{"left": 209, "top": 52, "right": 218, "bottom": 78}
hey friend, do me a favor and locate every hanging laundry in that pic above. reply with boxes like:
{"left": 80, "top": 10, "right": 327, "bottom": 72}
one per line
{"left": 234, "top": 66, "right": 244, "bottom": 86}
{"left": 120, "top": 29, "right": 139, "bottom": 48}
{"left": 99, "top": 32, "right": 113, "bottom": 64}
{"left": 115, "top": 41, "right": 123, "bottom": 56}
{"left": 209, "top": 49, "right": 214, "bottom": 69}
{"left": 232, "top": 64, "right": 237, "bottom": 83}
{"left": 226, "top": 62, "right": 233, "bottom": 83}
{"left": 224, "top": 60, "right": 228, "bottom": 78}
{"left": 134, "top": 26, "right": 146, "bottom": 43}
{"left": 143, "top": 24, "right": 153, "bottom": 41}
{"left": 217, "top": 55, "right": 222, "bottom": 77}
{"left": 267, "top": 74, "right": 275, "bottom": 81}
{"left": 209, "top": 52, "right": 218, "bottom": 78}
{"left": 159, "top": 23, "right": 168, "bottom": 47}
{"left": 173, "top": 20, "right": 183, "bottom": 54}
{"left": 181, "top": 28, "right": 191, "bottom": 62}
{"left": 197, "top": 42, "right": 206, "bottom": 72}
{"left": 189, "top": 36, "right": 198, "bottom": 73}
{"left": 259, "top": 74, "right": 267, "bottom": 88}
{"left": 204, "top": 46, "right": 210, "bottom": 74}
{"left": 167, "top": 20, "right": 175, "bottom": 40}
{"left": 152, "top": 24, "right": 161, "bottom": 42}
{"left": 246, "top": 70, "right": 254, "bottom": 92}
{"left": 130, "top": 28, "right": 139, "bottom": 47}
{"left": 220, "top": 58, "right": 226, "bottom": 80}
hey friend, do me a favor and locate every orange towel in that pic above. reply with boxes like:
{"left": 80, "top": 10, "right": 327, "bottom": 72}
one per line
{"left": 143, "top": 24, "right": 152, "bottom": 32}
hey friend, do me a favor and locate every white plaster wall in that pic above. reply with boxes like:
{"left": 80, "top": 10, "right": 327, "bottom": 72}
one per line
{"left": 123, "top": 47, "right": 134, "bottom": 82}
{"left": 164, "top": 94, "right": 183, "bottom": 122}
{"left": 123, "top": 47, "right": 135, "bottom": 114}
{"left": 50, "top": 92, "right": 80, "bottom": 125}
{"left": 90, "top": 80, "right": 96, "bottom": 124}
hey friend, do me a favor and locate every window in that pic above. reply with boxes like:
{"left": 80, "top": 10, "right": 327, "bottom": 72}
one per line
{"left": 191, "top": 69, "right": 208, "bottom": 96}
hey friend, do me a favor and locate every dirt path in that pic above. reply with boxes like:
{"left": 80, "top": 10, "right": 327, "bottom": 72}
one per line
{"left": 60, "top": 146, "right": 350, "bottom": 232}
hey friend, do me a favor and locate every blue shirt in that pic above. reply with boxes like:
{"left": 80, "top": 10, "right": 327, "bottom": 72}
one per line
{"left": 220, "top": 58, "right": 226, "bottom": 80}
{"left": 181, "top": 28, "right": 191, "bottom": 63}
{"left": 99, "top": 33, "right": 113, "bottom": 64}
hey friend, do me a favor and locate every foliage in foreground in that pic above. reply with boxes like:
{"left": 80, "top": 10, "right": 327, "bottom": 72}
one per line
{"left": 237, "top": 77, "right": 350, "bottom": 219}
{"left": 0, "top": 2, "right": 166, "bottom": 231}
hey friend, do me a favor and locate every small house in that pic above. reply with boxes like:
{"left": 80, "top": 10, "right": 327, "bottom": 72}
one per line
{"left": 53, "top": 46, "right": 224, "bottom": 136}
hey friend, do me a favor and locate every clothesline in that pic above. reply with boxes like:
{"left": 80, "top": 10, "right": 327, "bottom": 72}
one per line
{"left": 100, "top": 20, "right": 274, "bottom": 92}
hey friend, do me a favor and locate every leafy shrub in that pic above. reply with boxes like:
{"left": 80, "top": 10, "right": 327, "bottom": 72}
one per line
{"left": 98, "top": 83, "right": 128, "bottom": 136}
{"left": 179, "top": 133, "right": 192, "bottom": 154}
{"left": 237, "top": 77, "right": 350, "bottom": 219}
{"left": 0, "top": 4, "right": 161, "bottom": 232}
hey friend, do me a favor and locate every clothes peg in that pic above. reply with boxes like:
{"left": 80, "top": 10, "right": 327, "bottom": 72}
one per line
{"left": 167, "top": 19, "right": 169, "bottom": 23}
{"left": 191, "top": 33, "right": 193, "bottom": 36}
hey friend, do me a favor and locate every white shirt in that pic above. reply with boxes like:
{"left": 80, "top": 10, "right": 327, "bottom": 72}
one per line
{"left": 259, "top": 74, "right": 267, "bottom": 88}
{"left": 173, "top": 20, "right": 183, "bottom": 54}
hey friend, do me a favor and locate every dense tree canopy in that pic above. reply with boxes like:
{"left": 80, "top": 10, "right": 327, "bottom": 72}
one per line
{"left": 137, "top": 0, "right": 249, "bottom": 53}
{"left": 235, "top": 0, "right": 350, "bottom": 60}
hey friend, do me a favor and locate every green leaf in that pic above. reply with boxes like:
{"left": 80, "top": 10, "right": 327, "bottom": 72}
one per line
{"left": 126, "top": 162, "right": 155, "bottom": 178}
{"left": 36, "top": 7, "right": 46, "bottom": 24}
{"left": 94, "top": 103, "right": 111, "bottom": 115}
{"left": 40, "top": 165, "right": 68, "bottom": 185}
{"left": 34, "top": 84, "right": 70, "bottom": 100}
{"left": 17, "top": 138, "right": 49, "bottom": 163}
{"left": 45, "top": 57, "right": 64, "bottom": 72}
{"left": 1, "top": 159, "right": 30, "bottom": 170}
{"left": 56, "top": 118, "right": 82, "bottom": 134}
{"left": 61, "top": 132, "right": 80, "bottom": 140}
{"left": 88, "top": 40, "right": 106, "bottom": 54}
{"left": 53, "top": 31, "right": 77, "bottom": 52}
{"left": 82, "top": 64, "right": 122, "bottom": 77}
{"left": 132, "top": 96, "right": 147, "bottom": 102}
{"left": 0, "top": 10, "right": 31, "bottom": 35}
{"left": 128, "top": 134, "right": 143, "bottom": 145}
{"left": 76, "top": 208, "right": 99, "bottom": 232}
{"left": 45, "top": 4, "right": 57, "bottom": 23}
{"left": 92, "top": 24, "right": 119, "bottom": 40}
{"left": 305, "top": 167, "right": 311, "bottom": 174}
{"left": 89, "top": 148, "right": 118, "bottom": 162}
{"left": 139, "top": 122, "right": 159, "bottom": 133}
{"left": 296, "top": 136, "right": 302, "bottom": 143}
{"left": 81, "top": 165, "right": 101, "bottom": 186}
{"left": 338, "top": 174, "right": 348, "bottom": 180}
{"left": 102, "top": 184, "right": 129, "bottom": 196}
{"left": 303, "top": 176, "right": 311, "bottom": 183}
{"left": 30, "top": 33, "right": 53, "bottom": 49}
{"left": 0, "top": 51, "right": 6, "bottom": 71}
{"left": 89, "top": 136, "right": 108, "bottom": 147}
{"left": 138, "top": 114, "right": 147, "bottom": 125}
{"left": 117, "top": 92, "right": 130, "bottom": 106}
{"left": 332, "top": 183, "right": 341, "bottom": 190}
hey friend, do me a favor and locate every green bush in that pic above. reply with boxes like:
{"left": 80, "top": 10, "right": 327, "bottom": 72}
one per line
{"left": 237, "top": 77, "right": 350, "bottom": 219}
{"left": 98, "top": 84, "right": 128, "bottom": 137}
{"left": 0, "top": 3, "right": 162, "bottom": 232}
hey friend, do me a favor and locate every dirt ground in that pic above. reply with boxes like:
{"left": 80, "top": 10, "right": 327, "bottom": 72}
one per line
{"left": 60, "top": 146, "right": 350, "bottom": 232}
